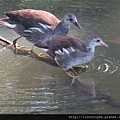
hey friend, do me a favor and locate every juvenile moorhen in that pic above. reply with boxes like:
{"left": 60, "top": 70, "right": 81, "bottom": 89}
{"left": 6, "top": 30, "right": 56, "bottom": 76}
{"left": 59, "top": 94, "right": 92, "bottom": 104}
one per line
{"left": 37, "top": 35, "right": 108, "bottom": 72}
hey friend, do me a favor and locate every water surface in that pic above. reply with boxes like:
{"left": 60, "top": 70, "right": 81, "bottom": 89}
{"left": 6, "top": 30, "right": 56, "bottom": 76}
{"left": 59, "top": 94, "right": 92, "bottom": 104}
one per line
{"left": 0, "top": 0, "right": 120, "bottom": 114}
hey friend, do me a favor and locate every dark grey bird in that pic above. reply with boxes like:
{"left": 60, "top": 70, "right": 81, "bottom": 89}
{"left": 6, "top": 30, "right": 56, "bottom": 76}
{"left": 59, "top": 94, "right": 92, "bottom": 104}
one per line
{"left": 0, "top": 9, "right": 81, "bottom": 51}
{"left": 22, "top": 13, "right": 81, "bottom": 51}
{"left": 37, "top": 35, "right": 108, "bottom": 70}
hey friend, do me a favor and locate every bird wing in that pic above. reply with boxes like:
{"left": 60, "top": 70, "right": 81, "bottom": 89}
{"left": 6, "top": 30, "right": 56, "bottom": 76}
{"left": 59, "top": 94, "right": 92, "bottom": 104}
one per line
{"left": 5, "top": 9, "right": 60, "bottom": 30}
{"left": 44, "top": 36, "right": 86, "bottom": 58}
{"left": 46, "top": 36, "right": 84, "bottom": 51}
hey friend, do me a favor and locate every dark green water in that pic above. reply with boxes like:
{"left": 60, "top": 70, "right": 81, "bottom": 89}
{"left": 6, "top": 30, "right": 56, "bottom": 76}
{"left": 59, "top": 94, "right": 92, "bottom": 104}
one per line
{"left": 0, "top": 0, "right": 120, "bottom": 114}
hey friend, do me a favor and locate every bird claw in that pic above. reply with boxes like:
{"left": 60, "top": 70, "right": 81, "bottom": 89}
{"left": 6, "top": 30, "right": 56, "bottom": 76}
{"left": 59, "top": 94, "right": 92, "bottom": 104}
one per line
{"left": 71, "top": 77, "right": 75, "bottom": 85}
{"left": 13, "top": 41, "right": 29, "bottom": 54}
{"left": 30, "top": 50, "right": 43, "bottom": 58}
{"left": 12, "top": 36, "right": 43, "bottom": 57}
{"left": 13, "top": 39, "right": 47, "bottom": 58}
{"left": 65, "top": 69, "right": 81, "bottom": 85}
{"left": 13, "top": 36, "right": 29, "bottom": 54}
{"left": 70, "top": 76, "right": 81, "bottom": 85}
{"left": 14, "top": 45, "right": 30, "bottom": 54}
{"left": 30, "top": 49, "right": 33, "bottom": 53}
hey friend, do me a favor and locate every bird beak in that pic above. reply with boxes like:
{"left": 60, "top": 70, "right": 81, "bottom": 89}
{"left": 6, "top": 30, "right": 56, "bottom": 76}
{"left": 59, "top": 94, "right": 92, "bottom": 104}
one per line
{"left": 100, "top": 41, "right": 108, "bottom": 47}
{"left": 74, "top": 20, "right": 81, "bottom": 29}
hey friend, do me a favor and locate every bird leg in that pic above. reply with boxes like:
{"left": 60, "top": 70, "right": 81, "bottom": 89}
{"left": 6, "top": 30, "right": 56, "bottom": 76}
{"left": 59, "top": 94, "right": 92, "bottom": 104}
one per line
{"left": 13, "top": 37, "right": 49, "bottom": 58}
{"left": 30, "top": 44, "right": 43, "bottom": 58}
{"left": 30, "top": 44, "right": 35, "bottom": 53}
{"left": 30, "top": 50, "right": 44, "bottom": 58}
{"left": 13, "top": 35, "right": 29, "bottom": 54}
{"left": 70, "top": 67, "right": 79, "bottom": 75}
{"left": 65, "top": 67, "right": 81, "bottom": 85}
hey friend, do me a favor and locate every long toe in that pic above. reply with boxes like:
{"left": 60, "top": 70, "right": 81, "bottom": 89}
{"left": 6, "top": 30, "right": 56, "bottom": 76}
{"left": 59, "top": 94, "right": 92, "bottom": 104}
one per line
{"left": 14, "top": 45, "right": 30, "bottom": 55}
{"left": 30, "top": 50, "right": 43, "bottom": 58}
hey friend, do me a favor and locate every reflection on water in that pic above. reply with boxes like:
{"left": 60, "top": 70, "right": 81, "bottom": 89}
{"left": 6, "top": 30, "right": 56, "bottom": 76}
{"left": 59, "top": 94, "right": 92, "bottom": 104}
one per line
{"left": 0, "top": 0, "right": 120, "bottom": 114}
{"left": 0, "top": 52, "right": 96, "bottom": 114}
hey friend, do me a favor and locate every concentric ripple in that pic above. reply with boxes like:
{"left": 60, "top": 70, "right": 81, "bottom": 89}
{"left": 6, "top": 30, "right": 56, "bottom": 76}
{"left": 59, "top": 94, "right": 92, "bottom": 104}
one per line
{"left": 85, "top": 55, "right": 120, "bottom": 77}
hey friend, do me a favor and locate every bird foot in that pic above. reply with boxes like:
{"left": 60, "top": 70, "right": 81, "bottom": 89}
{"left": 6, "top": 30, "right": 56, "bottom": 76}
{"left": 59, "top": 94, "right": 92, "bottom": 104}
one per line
{"left": 33, "top": 52, "right": 43, "bottom": 58}
{"left": 13, "top": 36, "right": 30, "bottom": 54}
{"left": 13, "top": 42, "right": 49, "bottom": 59}
{"left": 71, "top": 76, "right": 81, "bottom": 85}
{"left": 30, "top": 50, "right": 44, "bottom": 58}
{"left": 65, "top": 68, "right": 81, "bottom": 85}
{"left": 14, "top": 44, "right": 30, "bottom": 54}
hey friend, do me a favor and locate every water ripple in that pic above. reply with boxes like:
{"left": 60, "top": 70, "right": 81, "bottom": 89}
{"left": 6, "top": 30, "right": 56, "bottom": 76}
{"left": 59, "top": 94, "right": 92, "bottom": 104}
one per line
{"left": 85, "top": 55, "right": 120, "bottom": 77}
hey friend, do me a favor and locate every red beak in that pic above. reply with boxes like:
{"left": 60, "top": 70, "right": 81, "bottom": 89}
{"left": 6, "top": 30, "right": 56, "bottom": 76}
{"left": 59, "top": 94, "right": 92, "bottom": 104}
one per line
{"left": 100, "top": 41, "right": 108, "bottom": 47}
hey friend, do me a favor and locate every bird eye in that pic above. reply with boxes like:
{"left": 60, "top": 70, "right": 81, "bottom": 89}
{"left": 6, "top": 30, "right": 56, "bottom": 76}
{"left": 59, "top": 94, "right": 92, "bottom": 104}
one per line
{"left": 96, "top": 39, "right": 100, "bottom": 42}
{"left": 69, "top": 18, "right": 73, "bottom": 22}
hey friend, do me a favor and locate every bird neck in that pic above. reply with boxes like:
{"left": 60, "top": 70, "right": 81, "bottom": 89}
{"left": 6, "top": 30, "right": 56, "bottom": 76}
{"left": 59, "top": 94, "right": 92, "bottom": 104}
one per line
{"left": 40, "top": 20, "right": 70, "bottom": 42}
{"left": 85, "top": 40, "right": 95, "bottom": 53}
{"left": 51, "top": 21, "right": 69, "bottom": 36}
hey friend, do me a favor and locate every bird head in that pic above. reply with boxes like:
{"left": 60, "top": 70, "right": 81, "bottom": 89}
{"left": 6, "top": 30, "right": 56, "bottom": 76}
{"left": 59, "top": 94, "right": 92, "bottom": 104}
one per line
{"left": 88, "top": 35, "right": 108, "bottom": 48}
{"left": 62, "top": 13, "right": 81, "bottom": 28}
